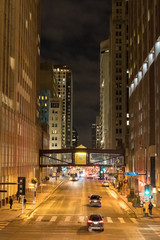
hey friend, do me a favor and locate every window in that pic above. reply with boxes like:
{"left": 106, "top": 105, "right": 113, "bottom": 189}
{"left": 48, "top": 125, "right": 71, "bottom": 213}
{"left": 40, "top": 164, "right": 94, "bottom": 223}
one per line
{"left": 116, "top": 24, "right": 121, "bottom": 29}
{"left": 51, "top": 102, "right": 59, "bottom": 108}
{"left": 52, "top": 123, "right": 54, "bottom": 127}
{"left": 52, "top": 137, "right": 54, "bottom": 140}
{"left": 55, "top": 143, "right": 57, "bottom": 147}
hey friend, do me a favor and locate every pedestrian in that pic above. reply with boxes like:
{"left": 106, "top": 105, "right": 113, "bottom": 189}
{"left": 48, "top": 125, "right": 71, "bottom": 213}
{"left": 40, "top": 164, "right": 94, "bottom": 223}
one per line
{"left": 9, "top": 198, "right": 13, "bottom": 209}
{"left": 143, "top": 202, "right": 145, "bottom": 216}
{"left": 24, "top": 197, "right": 27, "bottom": 209}
{"left": 16, "top": 191, "right": 19, "bottom": 201}
{"left": 149, "top": 201, "right": 153, "bottom": 215}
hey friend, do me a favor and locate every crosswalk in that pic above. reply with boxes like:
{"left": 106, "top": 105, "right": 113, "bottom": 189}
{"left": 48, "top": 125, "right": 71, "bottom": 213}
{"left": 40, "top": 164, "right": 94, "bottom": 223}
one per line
{"left": 0, "top": 221, "right": 9, "bottom": 231}
{"left": 31, "top": 215, "right": 138, "bottom": 224}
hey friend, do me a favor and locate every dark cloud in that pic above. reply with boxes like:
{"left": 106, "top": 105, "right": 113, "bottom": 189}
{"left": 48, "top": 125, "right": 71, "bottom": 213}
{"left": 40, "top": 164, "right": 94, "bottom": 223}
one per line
{"left": 40, "top": 0, "right": 112, "bottom": 147}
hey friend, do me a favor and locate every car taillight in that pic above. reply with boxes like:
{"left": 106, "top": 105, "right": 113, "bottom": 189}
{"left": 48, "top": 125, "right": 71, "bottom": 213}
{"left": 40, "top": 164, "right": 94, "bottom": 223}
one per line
{"left": 88, "top": 220, "right": 92, "bottom": 223}
{"left": 99, "top": 220, "right": 104, "bottom": 223}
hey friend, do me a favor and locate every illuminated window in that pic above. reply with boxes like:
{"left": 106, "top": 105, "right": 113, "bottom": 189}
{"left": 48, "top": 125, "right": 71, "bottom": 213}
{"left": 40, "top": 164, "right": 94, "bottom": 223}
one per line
{"left": 42, "top": 96, "right": 44, "bottom": 100}
{"left": 45, "top": 103, "right": 47, "bottom": 107}
{"left": 45, "top": 96, "right": 47, "bottom": 100}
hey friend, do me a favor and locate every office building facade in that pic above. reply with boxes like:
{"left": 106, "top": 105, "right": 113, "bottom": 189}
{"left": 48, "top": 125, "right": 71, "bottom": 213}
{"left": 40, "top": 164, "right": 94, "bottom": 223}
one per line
{"left": 53, "top": 65, "right": 73, "bottom": 148}
{"left": 100, "top": 39, "right": 111, "bottom": 149}
{"left": 0, "top": 0, "right": 43, "bottom": 207}
{"left": 109, "top": 0, "right": 129, "bottom": 149}
{"left": 128, "top": 0, "right": 160, "bottom": 199}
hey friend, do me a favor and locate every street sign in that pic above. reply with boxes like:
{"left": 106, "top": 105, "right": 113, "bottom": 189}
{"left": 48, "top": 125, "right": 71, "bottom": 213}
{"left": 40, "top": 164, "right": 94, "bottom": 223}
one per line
{"left": 0, "top": 190, "right": 7, "bottom": 192}
{"left": 144, "top": 195, "right": 149, "bottom": 202}
{"left": 125, "top": 172, "right": 138, "bottom": 176}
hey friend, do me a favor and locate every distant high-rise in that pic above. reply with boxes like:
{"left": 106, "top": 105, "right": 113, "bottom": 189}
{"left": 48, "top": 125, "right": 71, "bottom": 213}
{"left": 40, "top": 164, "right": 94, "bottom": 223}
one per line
{"left": 109, "top": 0, "right": 129, "bottom": 149}
{"left": 53, "top": 65, "right": 73, "bottom": 148}
{"left": 49, "top": 98, "right": 62, "bottom": 149}
{"left": 91, "top": 117, "right": 101, "bottom": 149}
{"left": 91, "top": 124, "right": 96, "bottom": 149}
{"left": 72, "top": 129, "right": 79, "bottom": 148}
{"left": 100, "top": 39, "right": 111, "bottom": 149}
{"left": 0, "top": 0, "right": 43, "bottom": 207}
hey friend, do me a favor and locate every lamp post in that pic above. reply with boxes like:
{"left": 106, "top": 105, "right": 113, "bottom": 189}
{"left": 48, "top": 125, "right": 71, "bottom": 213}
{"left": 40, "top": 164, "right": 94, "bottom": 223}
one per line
{"left": 144, "top": 147, "right": 147, "bottom": 183}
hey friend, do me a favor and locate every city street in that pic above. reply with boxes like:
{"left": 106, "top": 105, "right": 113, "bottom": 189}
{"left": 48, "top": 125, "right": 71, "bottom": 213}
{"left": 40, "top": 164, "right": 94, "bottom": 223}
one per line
{"left": 0, "top": 178, "right": 160, "bottom": 239}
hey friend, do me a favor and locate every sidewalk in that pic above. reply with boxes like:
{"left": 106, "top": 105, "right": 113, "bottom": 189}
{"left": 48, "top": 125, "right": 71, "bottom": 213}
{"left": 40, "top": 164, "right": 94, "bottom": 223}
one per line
{"left": 111, "top": 186, "right": 160, "bottom": 218}
{"left": 0, "top": 179, "right": 63, "bottom": 222}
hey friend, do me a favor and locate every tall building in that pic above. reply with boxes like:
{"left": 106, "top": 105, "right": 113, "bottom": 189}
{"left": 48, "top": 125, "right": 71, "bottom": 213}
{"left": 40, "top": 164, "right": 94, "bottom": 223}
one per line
{"left": 128, "top": 0, "right": 160, "bottom": 199}
{"left": 72, "top": 129, "right": 79, "bottom": 148}
{"left": 0, "top": 0, "right": 43, "bottom": 207}
{"left": 39, "top": 90, "right": 50, "bottom": 124}
{"left": 91, "top": 124, "right": 96, "bottom": 149}
{"left": 49, "top": 98, "right": 62, "bottom": 149}
{"left": 100, "top": 39, "right": 111, "bottom": 149}
{"left": 109, "top": 0, "right": 129, "bottom": 149}
{"left": 91, "top": 117, "right": 101, "bottom": 149}
{"left": 53, "top": 65, "right": 73, "bottom": 148}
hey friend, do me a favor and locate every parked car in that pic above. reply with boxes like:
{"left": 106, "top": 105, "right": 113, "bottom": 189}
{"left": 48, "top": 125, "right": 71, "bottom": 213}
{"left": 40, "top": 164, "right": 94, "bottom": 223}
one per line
{"left": 102, "top": 181, "right": 110, "bottom": 187}
{"left": 87, "top": 214, "right": 104, "bottom": 232}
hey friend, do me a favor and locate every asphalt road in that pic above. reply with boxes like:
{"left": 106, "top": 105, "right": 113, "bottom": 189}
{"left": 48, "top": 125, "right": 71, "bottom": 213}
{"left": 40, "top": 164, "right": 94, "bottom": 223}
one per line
{"left": 1, "top": 177, "right": 160, "bottom": 239}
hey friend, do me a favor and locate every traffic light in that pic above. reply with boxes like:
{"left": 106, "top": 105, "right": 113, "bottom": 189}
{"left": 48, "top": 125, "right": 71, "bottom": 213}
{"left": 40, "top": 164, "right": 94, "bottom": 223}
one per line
{"left": 18, "top": 177, "right": 26, "bottom": 195}
{"left": 100, "top": 167, "right": 105, "bottom": 179}
{"left": 144, "top": 184, "right": 150, "bottom": 196}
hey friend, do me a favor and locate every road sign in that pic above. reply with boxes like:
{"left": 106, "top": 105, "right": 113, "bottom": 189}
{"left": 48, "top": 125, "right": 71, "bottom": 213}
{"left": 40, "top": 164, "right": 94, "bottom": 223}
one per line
{"left": 125, "top": 172, "right": 138, "bottom": 176}
{"left": 0, "top": 190, "right": 7, "bottom": 192}
{"left": 144, "top": 195, "right": 149, "bottom": 202}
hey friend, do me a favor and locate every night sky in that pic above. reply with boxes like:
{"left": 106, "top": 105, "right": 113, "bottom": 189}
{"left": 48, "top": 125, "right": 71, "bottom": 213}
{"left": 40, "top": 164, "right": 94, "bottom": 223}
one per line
{"left": 40, "top": 0, "right": 112, "bottom": 147}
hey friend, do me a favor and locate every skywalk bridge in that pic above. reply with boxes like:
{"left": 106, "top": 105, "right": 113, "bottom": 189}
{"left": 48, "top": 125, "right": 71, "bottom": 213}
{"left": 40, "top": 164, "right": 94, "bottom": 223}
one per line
{"left": 39, "top": 145, "right": 125, "bottom": 168}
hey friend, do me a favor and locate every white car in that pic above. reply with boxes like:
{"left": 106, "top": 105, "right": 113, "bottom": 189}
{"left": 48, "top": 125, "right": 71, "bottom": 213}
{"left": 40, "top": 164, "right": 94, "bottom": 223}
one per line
{"left": 102, "top": 181, "right": 110, "bottom": 187}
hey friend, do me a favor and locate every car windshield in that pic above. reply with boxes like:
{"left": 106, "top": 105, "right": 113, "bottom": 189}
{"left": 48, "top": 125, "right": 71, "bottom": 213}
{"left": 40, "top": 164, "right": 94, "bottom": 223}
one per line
{"left": 90, "top": 215, "right": 102, "bottom": 221}
{"left": 90, "top": 195, "right": 100, "bottom": 200}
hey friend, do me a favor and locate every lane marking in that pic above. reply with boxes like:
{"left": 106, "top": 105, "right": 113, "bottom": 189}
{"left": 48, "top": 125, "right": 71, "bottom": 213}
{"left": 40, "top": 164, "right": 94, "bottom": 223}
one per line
{"left": 106, "top": 217, "right": 113, "bottom": 223}
{"left": 79, "top": 216, "right": 84, "bottom": 222}
{"left": 65, "top": 216, "right": 71, "bottom": 222}
{"left": 130, "top": 218, "right": 138, "bottom": 223}
{"left": 118, "top": 217, "right": 125, "bottom": 223}
{"left": 50, "top": 216, "right": 57, "bottom": 222}
{"left": 36, "top": 216, "right": 43, "bottom": 222}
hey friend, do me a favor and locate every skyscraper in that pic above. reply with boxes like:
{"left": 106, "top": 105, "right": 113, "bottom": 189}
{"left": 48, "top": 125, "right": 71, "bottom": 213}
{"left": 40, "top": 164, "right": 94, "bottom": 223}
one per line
{"left": 109, "top": 0, "right": 129, "bottom": 149}
{"left": 100, "top": 39, "right": 111, "bottom": 149}
{"left": 0, "top": 0, "right": 42, "bottom": 207}
{"left": 53, "top": 65, "right": 73, "bottom": 148}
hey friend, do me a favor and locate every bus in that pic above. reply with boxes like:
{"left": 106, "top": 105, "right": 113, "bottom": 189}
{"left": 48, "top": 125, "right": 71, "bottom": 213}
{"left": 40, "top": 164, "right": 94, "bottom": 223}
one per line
{"left": 69, "top": 171, "right": 79, "bottom": 181}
